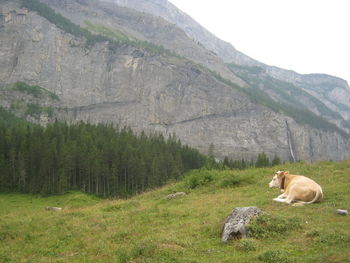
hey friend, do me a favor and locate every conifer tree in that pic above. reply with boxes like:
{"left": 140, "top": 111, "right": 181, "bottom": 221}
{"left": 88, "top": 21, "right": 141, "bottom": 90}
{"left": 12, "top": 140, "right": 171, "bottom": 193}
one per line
{"left": 0, "top": 107, "right": 207, "bottom": 197}
{"left": 255, "top": 152, "right": 270, "bottom": 168}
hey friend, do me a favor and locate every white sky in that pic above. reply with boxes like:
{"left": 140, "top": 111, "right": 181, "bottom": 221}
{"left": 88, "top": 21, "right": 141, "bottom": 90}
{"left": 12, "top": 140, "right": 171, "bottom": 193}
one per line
{"left": 169, "top": 0, "right": 350, "bottom": 83}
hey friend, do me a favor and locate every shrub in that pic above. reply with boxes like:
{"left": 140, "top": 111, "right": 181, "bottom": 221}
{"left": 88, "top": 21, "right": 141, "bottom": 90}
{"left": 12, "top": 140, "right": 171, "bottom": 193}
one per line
{"left": 130, "top": 242, "right": 156, "bottom": 259}
{"left": 102, "top": 201, "right": 140, "bottom": 212}
{"left": 182, "top": 169, "right": 254, "bottom": 190}
{"left": 0, "top": 231, "right": 16, "bottom": 241}
{"left": 258, "top": 250, "right": 292, "bottom": 263}
{"left": 183, "top": 170, "right": 214, "bottom": 189}
{"left": 305, "top": 230, "right": 320, "bottom": 238}
{"left": 218, "top": 176, "right": 241, "bottom": 188}
{"left": 236, "top": 238, "right": 257, "bottom": 252}
{"left": 217, "top": 172, "right": 253, "bottom": 188}
{"left": 316, "top": 232, "right": 350, "bottom": 246}
{"left": 115, "top": 249, "right": 129, "bottom": 263}
{"left": 247, "top": 214, "right": 302, "bottom": 239}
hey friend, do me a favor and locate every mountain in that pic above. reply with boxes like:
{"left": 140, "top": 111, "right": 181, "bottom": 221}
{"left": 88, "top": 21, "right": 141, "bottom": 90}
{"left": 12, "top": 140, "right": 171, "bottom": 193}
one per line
{"left": 104, "top": 0, "right": 350, "bottom": 126}
{"left": 0, "top": 0, "right": 349, "bottom": 162}
{"left": 101, "top": 0, "right": 252, "bottom": 64}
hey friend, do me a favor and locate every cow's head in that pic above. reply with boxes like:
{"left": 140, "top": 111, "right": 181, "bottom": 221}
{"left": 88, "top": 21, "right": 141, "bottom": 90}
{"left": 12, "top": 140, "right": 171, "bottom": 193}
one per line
{"left": 269, "top": 171, "right": 288, "bottom": 188}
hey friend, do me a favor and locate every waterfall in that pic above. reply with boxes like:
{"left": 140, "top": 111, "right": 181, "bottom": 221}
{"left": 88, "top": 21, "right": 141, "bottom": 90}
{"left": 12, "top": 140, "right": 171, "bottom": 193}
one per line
{"left": 285, "top": 121, "right": 296, "bottom": 162}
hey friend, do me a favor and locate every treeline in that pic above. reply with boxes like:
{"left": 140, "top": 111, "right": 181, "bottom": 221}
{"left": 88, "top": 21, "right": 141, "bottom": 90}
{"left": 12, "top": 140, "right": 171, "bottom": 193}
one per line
{"left": 0, "top": 108, "right": 206, "bottom": 197}
{"left": 216, "top": 152, "right": 281, "bottom": 170}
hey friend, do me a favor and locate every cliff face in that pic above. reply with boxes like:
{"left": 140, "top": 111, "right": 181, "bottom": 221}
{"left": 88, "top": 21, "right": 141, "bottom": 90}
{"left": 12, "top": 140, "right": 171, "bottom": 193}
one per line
{"left": 0, "top": 0, "right": 349, "bottom": 162}
{"left": 265, "top": 67, "right": 350, "bottom": 123}
{"left": 106, "top": 0, "right": 350, "bottom": 125}
{"left": 101, "top": 0, "right": 246, "bottom": 64}
{"left": 40, "top": 0, "right": 245, "bottom": 86}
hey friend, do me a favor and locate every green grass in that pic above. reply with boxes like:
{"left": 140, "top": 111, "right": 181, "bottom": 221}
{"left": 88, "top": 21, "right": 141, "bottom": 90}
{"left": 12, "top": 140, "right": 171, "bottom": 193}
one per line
{"left": 84, "top": 21, "right": 131, "bottom": 42}
{"left": 0, "top": 161, "right": 349, "bottom": 262}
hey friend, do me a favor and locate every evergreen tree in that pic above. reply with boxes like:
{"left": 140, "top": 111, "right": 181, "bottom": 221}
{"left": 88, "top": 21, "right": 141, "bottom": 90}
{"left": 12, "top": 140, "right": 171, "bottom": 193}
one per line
{"left": 255, "top": 152, "right": 270, "bottom": 168}
{"left": 208, "top": 143, "right": 215, "bottom": 160}
{"left": 271, "top": 154, "right": 281, "bottom": 166}
{"left": 223, "top": 156, "right": 230, "bottom": 168}
{"left": 0, "top": 107, "right": 207, "bottom": 197}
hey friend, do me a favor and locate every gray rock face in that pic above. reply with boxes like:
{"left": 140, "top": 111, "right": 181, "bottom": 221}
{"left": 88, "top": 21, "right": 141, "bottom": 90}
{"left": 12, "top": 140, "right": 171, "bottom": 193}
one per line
{"left": 265, "top": 67, "right": 350, "bottom": 123}
{"left": 41, "top": 0, "right": 245, "bottom": 87}
{"left": 221, "top": 207, "right": 262, "bottom": 242}
{"left": 100, "top": 0, "right": 247, "bottom": 64}
{"left": 108, "top": 0, "right": 350, "bottom": 126}
{"left": 0, "top": 0, "right": 349, "bottom": 162}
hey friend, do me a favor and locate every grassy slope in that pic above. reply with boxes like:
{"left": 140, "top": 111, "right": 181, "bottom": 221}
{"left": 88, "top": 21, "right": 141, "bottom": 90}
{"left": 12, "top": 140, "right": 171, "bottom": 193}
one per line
{"left": 0, "top": 161, "right": 349, "bottom": 263}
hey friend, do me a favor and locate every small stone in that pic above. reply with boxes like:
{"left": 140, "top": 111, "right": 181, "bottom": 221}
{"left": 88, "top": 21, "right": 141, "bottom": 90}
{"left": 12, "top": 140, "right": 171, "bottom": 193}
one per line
{"left": 165, "top": 192, "right": 186, "bottom": 200}
{"left": 335, "top": 209, "right": 348, "bottom": 216}
{"left": 45, "top": 206, "right": 63, "bottom": 211}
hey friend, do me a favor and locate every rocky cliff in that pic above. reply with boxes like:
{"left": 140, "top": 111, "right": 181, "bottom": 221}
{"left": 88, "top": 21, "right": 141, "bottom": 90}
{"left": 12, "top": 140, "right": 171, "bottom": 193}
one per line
{"left": 0, "top": 0, "right": 349, "bottom": 162}
{"left": 39, "top": 0, "right": 245, "bottom": 86}
{"left": 106, "top": 0, "right": 350, "bottom": 125}
{"left": 101, "top": 0, "right": 250, "bottom": 64}
{"left": 265, "top": 67, "right": 350, "bottom": 123}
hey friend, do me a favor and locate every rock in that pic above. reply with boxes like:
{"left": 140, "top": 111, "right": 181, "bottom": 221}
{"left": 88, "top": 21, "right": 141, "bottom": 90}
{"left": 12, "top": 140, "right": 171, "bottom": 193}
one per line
{"left": 335, "top": 209, "right": 348, "bottom": 215}
{"left": 165, "top": 192, "right": 186, "bottom": 200}
{"left": 45, "top": 206, "right": 63, "bottom": 211}
{"left": 221, "top": 207, "right": 262, "bottom": 242}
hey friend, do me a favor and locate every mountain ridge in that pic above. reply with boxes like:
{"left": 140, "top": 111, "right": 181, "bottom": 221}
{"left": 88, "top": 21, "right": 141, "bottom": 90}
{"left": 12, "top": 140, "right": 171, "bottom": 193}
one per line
{"left": 38, "top": 0, "right": 349, "bottom": 132}
{"left": 0, "top": 0, "right": 349, "bottom": 162}
{"left": 104, "top": 0, "right": 350, "bottom": 123}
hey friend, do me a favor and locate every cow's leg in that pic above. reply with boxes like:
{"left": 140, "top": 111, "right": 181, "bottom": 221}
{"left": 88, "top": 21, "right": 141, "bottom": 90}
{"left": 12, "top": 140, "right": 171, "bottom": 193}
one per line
{"left": 277, "top": 193, "right": 286, "bottom": 199}
{"left": 273, "top": 197, "right": 286, "bottom": 203}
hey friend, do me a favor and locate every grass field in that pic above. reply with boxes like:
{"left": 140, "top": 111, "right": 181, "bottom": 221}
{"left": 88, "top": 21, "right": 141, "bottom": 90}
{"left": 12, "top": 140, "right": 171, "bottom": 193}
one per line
{"left": 0, "top": 161, "right": 349, "bottom": 263}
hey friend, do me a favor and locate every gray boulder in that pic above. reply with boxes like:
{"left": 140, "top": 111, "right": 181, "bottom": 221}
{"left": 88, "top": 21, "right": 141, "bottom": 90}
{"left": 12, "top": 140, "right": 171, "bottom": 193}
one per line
{"left": 221, "top": 207, "right": 262, "bottom": 242}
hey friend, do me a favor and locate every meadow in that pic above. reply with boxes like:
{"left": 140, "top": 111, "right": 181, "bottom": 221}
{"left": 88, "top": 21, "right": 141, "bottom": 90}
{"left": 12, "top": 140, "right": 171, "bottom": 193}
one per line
{"left": 0, "top": 160, "right": 349, "bottom": 263}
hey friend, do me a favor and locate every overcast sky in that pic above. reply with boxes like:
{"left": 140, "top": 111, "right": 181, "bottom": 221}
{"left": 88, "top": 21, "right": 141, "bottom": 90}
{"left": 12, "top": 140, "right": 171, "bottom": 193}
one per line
{"left": 169, "top": 0, "right": 350, "bottom": 83}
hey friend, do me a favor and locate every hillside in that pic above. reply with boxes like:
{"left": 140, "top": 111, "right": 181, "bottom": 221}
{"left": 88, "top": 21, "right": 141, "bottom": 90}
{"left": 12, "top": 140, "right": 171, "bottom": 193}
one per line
{"left": 1, "top": 161, "right": 349, "bottom": 262}
{"left": 228, "top": 63, "right": 350, "bottom": 133}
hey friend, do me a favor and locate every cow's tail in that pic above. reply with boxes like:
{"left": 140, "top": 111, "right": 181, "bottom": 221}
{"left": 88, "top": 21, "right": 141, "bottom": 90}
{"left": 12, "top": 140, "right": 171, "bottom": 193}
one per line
{"left": 293, "top": 187, "right": 323, "bottom": 206}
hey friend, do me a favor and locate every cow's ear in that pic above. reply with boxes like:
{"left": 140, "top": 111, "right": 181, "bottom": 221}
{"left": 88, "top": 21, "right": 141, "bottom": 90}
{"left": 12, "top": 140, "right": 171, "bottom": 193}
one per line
{"left": 277, "top": 171, "right": 285, "bottom": 178}
{"left": 285, "top": 171, "right": 289, "bottom": 175}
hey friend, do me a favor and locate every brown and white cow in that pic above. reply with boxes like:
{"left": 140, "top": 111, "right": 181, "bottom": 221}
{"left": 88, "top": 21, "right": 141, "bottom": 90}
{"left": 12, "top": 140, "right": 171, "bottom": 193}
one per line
{"left": 269, "top": 171, "right": 323, "bottom": 206}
